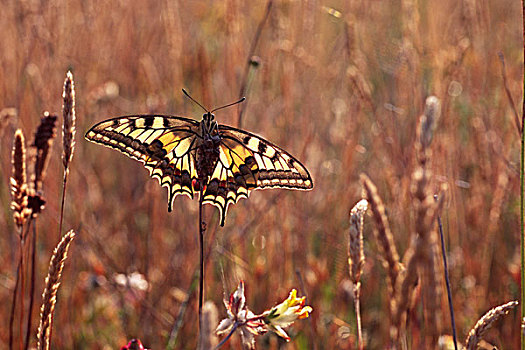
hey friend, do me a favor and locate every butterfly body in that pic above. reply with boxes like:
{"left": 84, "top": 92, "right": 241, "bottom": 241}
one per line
{"left": 195, "top": 112, "right": 221, "bottom": 184}
{"left": 86, "top": 111, "right": 312, "bottom": 226}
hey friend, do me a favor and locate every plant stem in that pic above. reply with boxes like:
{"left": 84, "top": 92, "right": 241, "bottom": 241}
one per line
{"left": 9, "top": 259, "right": 20, "bottom": 350}
{"left": 18, "top": 235, "right": 25, "bottom": 350}
{"left": 215, "top": 322, "right": 239, "bottom": 349}
{"left": 198, "top": 185, "right": 205, "bottom": 335}
{"left": 236, "top": 0, "right": 273, "bottom": 128}
{"left": 437, "top": 214, "right": 458, "bottom": 350}
{"left": 58, "top": 173, "right": 68, "bottom": 237}
{"left": 354, "top": 287, "right": 364, "bottom": 350}
{"left": 166, "top": 218, "right": 220, "bottom": 349}
{"left": 166, "top": 272, "right": 199, "bottom": 350}
{"left": 520, "top": 1, "right": 525, "bottom": 349}
{"left": 24, "top": 223, "right": 37, "bottom": 350}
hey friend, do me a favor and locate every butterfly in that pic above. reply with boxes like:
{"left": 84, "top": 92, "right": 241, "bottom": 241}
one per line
{"left": 85, "top": 90, "right": 313, "bottom": 226}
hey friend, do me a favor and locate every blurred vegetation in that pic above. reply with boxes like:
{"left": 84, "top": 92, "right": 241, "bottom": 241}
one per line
{"left": 0, "top": 0, "right": 522, "bottom": 349}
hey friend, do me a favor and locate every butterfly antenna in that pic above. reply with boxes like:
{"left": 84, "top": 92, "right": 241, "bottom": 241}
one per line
{"left": 211, "top": 97, "right": 246, "bottom": 113}
{"left": 182, "top": 88, "right": 209, "bottom": 113}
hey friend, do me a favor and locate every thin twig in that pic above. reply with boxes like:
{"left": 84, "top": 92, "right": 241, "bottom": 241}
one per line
{"left": 436, "top": 204, "right": 458, "bottom": 350}
{"left": 9, "top": 259, "right": 20, "bottom": 350}
{"left": 166, "top": 273, "right": 199, "bottom": 350}
{"left": 215, "top": 321, "right": 239, "bottom": 349}
{"left": 521, "top": 3, "right": 525, "bottom": 349}
{"left": 198, "top": 185, "right": 205, "bottom": 336}
{"left": 354, "top": 293, "right": 363, "bottom": 350}
{"left": 58, "top": 179, "right": 68, "bottom": 238}
{"left": 18, "top": 235, "right": 25, "bottom": 350}
{"left": 166, "top": 216, "right": 220, "bottom": 349}
{"left": 237, "top": 0, "right": 273, "bottom": 128}
{"left": 497, "top": 52, "right": 521, "bottom": 134}
{"left": 24, "top": 223, "right": 37, "bottom": 350}
{"left": 11, "top": 222, "right": 32, "bottom": 350}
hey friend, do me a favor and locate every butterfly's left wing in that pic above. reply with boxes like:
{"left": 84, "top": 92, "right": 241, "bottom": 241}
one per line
{"left": 202, "top": 124, "right": 313, "bottom": 226}
{"left": 85, "top": 115, "right": 201, "bottom": 209}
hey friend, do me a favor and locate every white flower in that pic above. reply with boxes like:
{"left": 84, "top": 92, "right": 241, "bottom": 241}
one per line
{"left": 216, "top": 281, "right": 266, "bottom": 349}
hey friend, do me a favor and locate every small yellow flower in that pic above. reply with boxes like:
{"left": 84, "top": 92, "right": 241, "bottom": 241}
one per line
{"left": 262, "top": 289, "right": 313, "bottom": 341}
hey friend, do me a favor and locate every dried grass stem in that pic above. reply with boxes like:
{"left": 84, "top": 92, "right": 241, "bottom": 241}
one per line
{"left": 360, "top": 174, "right": 400, "bottom": 296}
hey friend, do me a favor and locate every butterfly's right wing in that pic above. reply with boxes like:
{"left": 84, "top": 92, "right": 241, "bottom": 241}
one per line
{"left": 197, "top": 124, "right": 313, "bottom": 226}
{"left": 85, "top": 115, "right": 201, "bottom": 209}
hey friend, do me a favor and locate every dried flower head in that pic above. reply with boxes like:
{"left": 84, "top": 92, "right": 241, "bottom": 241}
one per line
{"left": 10, "top": 129, "right": 30, "bottom": 229}
{"left": 62, "top": 70, "right": 76, "bottom": 171}
{"left": 26, "top": 112, "right": 57, "bottom": 217}
{"left": 216, "top": 281, "right": 266, "bottom": 349}
{"left": 31, "top": 112, "right": 58, "bottom": 192}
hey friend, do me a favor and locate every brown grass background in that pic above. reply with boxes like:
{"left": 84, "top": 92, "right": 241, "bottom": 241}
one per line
{"left": 0, "top": 0, "right": 522, "bottom": 348}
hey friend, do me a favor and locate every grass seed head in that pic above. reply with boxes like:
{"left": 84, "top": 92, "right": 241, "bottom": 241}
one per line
{"left": 417, "top": 96, "right": 441, "bottom": 164}
{"left": 10, "top": 129, "right": 30, "bottom": 229}
{"left": 31, "top": 112, "right": 58, "bottom": 191}
{"left": 348, "top": 199, "right": 368, "bottom": 289}
{"left": 62, "top": 70, "right": 76, "bottom": 171}
{"left": 465, "top": 300, "right": 518, "bottom": 350}
{"left": 37, "top": 230, "right": 76, "bottom": 350}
